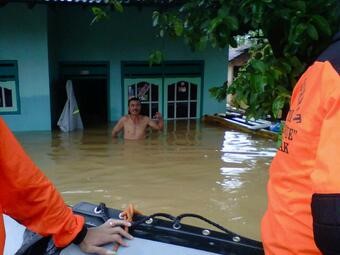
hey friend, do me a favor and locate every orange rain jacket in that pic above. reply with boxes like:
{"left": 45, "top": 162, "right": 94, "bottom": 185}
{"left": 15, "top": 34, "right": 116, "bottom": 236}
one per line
{"left": 262, "top": 34, "right": 340, "bottom": 254}
{"left": 0, "top": 117, "right": 84, "bottom": 253}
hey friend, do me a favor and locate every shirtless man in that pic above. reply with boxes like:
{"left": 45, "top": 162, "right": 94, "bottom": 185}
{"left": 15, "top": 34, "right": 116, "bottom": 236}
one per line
{"left": 112, "top": 97, "right": 163, "bottom": 140}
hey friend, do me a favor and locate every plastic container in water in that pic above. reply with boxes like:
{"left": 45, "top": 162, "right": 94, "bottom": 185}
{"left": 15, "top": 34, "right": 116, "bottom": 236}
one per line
{"left": 269, "top": 122, "right": 281, "bottom": 132}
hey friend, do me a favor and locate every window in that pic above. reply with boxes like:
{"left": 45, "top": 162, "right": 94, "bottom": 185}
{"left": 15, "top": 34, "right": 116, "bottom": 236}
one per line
{"left": 125, "top": 79, "right": 162, "bottom": 118}
{"left": 0, "top": 61, "right": 20, "bottom": 114}
{"left": 166, "top": 79, "right": 200, "bottom": 119}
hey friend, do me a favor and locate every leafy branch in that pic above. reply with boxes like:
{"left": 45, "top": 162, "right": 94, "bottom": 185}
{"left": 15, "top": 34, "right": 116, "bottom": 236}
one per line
{"left": 151, "top": 0, "right": 339, "bottom": 119}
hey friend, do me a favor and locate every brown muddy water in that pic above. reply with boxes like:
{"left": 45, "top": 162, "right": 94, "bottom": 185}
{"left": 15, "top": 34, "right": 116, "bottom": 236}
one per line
{"left": 14, "top": 120, "right": 277, "bottom": 241}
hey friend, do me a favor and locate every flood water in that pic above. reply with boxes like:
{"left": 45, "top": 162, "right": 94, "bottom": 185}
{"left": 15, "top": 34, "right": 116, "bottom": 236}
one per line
{"left": 15, "top": 120, "right": 277, "bottom": 241}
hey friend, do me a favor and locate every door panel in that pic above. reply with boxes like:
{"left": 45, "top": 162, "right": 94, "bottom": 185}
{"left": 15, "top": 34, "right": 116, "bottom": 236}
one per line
{"left": 164, "top": 78, "right": 201, "bottom": 119}
{"left": 124, "top": 78, "right": 162, "bottom": 118}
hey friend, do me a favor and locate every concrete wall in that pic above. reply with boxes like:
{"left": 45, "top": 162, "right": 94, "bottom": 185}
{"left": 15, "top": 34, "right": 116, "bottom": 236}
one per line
{"left": 0, "top": 4, "right": 51, "bottom": 131}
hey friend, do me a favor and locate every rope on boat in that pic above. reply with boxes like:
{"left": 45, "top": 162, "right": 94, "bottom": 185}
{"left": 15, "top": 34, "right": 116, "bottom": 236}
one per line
{"left": 96, "top": 203, "right": 239, "bottom": 254}
{"left": 131, "top": 212, "right": 176, "bottom": 226}
{"left": 173, "top": 213, "right": 237, "bottom": 235}
{"left": 132, "top": 212, "right": 236, "bottom": 236}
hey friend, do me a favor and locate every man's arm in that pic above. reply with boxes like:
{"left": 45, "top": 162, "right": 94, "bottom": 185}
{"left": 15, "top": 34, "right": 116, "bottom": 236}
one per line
{"left": 0, "top": 117, "right": 84, "bottom": 247}
{"left": 309, "top": 62, "right": 340, "bottom": 254}
{"left": 310, "top": 62, "right": 340, "bottom": 193}
{"left": 148, "top": 112, "right": 164, "bottom": 130}
{"left": 0, "top": 118, "right": 132, "bottom": 254}
{"left": 112, "top": 117, "right": 125, "bottom": 138}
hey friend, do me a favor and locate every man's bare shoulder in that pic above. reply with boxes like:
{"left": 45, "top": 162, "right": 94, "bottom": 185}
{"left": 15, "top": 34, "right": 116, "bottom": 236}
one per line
{"left": 141, "top": 115, "right": 150, "bottom": 120}
{"left": 141, "top": 115, "right": 151, "bottom": 122}
{"left": 119, "top": 115, "right": 130, "bottom": 122}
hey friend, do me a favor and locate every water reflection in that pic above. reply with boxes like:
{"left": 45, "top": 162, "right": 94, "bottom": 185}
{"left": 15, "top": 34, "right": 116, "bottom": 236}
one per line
{"left": 14, "top": 120, "right": 276, "bottom": 240}
{"left": 219, "top": 131, "right": 277, "bottom": 192}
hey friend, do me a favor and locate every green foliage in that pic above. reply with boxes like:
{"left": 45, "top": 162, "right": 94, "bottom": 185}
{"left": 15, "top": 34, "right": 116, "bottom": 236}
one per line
{"left": 111, "top": 0, "right": 124, "bottom": 13}
{"left": 224, "top": 43, "right": 290, "bottom": 119}
{"left": 149, "top": 50, "right": 164, "bottom": 66}
{"left": 225, "top": 42, "right": 306, "bottom": 119}
{"left": 276, "top": 121, "right": 285, "bottom": 148}
{"left": 209, "top": 81, "right": 229, "bottom": 102}
{"left": 91, "top": 7, "right": 109, "bottom": 25}
{"left": 152, "top": 0, "right": 340, "bottom": 119}
{"left": 94, "top": 0, "right": 339, "bottom": 119}
{"left": 91, "top": 0, "right": 123, "bottom": 24}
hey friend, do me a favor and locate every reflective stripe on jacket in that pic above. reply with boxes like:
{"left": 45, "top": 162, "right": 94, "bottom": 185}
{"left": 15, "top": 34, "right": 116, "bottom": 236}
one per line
{"left": 0, "top": 117, "right": 84, "bottom": 253}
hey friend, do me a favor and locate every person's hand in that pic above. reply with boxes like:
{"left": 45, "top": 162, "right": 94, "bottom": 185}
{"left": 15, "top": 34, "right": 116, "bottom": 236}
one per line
{"left": 79, "top": 219, "right": 133, "bottom": 255}
{"left": 154, "top": 112, "right": 162, "bottom": 120}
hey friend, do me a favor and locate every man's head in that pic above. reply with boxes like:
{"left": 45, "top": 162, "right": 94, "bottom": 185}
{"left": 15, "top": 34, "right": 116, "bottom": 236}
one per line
{"left": 128, "top": 97, "right": 141, "bottom": 115}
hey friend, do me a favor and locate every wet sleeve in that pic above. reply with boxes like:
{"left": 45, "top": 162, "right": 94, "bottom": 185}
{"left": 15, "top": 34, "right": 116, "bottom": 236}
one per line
{"left": 309, "top": 63, "right": 340, "bottom": 254}
{"left": 0, "top": 118, "right": 84, "bottom": 247}
{"left": 310, "top": 64, "right": 340, "bottom": 193}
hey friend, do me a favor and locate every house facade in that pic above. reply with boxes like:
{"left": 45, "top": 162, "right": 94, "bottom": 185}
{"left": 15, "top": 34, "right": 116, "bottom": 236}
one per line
{"left": 0, "top": 1, "right": 227, "bottom": 131}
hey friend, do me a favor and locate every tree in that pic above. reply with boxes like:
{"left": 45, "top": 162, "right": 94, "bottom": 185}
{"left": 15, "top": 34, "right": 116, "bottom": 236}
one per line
{"left": 150, "top": 0, "right": 339, "bottom": 119}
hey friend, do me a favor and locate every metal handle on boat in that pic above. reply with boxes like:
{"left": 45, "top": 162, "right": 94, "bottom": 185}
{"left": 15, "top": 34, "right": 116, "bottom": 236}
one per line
{"left": 94, "top": 206, "right": 102, "bottom": 214}
{"left": 145, "top": 218, "right": 153, "bottom": 224}
{"left": 172, "top": 222, "right": 182, "bottom": 230}
{"left": 202, "top": 229, "right": 210, "bottom": 236}
{"left": 232, "top": 236, "right": 241, "bottom": 242}
{"left": 118, "top": 213, "right": 124, "bottom": 219}
{"left": 93, "top": 203, "right": 110, "bottom": 222}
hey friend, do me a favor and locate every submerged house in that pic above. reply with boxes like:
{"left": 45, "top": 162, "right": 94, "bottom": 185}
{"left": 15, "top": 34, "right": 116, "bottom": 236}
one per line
{"left": 0, "top": 0, "right": 227, "bottom": 131}
{"left": 226, "top": 45, "right": 250, "bottom": 106}
{"left": 227, "top": 45, "right": 250, "bottom": 85}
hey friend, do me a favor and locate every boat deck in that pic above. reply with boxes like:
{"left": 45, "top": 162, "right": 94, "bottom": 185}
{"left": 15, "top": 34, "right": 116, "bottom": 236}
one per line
{"left": 202, "top": 114, "right": 278, "bottom": 140}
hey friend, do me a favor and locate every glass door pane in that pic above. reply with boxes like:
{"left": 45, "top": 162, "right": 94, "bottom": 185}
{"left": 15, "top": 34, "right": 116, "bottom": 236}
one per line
{"left": 124, "top": 78, "right": 162, "bottom": 118}
{"left": 164, "top": 77, "right": 201, "bottom": 120}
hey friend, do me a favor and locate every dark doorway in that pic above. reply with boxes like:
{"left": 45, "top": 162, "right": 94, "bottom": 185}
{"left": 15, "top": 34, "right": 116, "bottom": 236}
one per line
{"left": 52, "top": 62, "right": 109, "bottom": 129}
{"left": 52, "top": 78, "right": 108, "bottom": 128}
{"left": 72, "top": 79, "right": 108, "bottom": 127}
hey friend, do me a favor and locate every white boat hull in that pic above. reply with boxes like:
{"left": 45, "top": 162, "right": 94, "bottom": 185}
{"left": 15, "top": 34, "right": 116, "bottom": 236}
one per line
{"left": 4, "top": 215, "right": 25, "bottom": 255}
{"left": 4, "top": 216, "right": 219, "bottom": 255}
{"left": 62, "top": 238, "right": 219, "bottom": 255}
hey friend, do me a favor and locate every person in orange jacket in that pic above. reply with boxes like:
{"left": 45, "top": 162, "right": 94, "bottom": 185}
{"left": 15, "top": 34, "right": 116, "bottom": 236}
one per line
{"left": 0, "top": 117, "right": 133, "bottom": 255}
{"left": 261, "top": 32, "right": 340, "bottom": 254}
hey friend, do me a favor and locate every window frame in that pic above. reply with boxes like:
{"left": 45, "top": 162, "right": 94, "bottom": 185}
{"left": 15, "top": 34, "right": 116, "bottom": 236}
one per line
{"left": 164, "top": 77, "right": 201, "bottom": 120}
{"left": 124, "top": 78, "right": 163, "bottom": 118}
{"left": 0, "top": 60, "right": 21, "bottom": 115}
